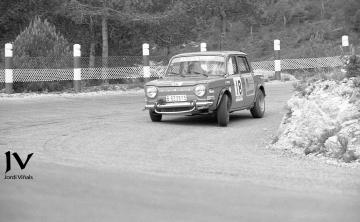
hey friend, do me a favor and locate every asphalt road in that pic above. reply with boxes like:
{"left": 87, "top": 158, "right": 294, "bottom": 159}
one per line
{"left": 1, "top": 82, "right": 359, "bottom": 222}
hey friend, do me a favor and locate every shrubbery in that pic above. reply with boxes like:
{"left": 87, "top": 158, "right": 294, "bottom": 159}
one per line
{"left": 345, "top": 55, "right": 360, "bottom": 78}
{"left": 13, "top": 17, "right": 72, "bottom": 92}
{"left": 277, "top": 78, "right": 360, "bottom": 163}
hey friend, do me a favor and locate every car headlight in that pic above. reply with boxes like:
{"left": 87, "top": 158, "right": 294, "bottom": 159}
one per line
{"left": 146, "top": 86, "right": 158, "bottom": 98}
{"left": 194, "top": 84, "right": 206, "bottom": 97}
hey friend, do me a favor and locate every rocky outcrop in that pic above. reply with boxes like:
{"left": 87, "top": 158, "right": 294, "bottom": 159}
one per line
{"left": 272, "top": 78, "right": 360, "bottom": 163}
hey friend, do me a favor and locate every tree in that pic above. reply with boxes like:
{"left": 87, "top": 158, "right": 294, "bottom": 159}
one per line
{"left": 65, "top": 0, "right": 183, "bottom": 57}
{"left": 13, "top": 16, "right": 71, "bottom": 68}
{"left": 149, "top": 1, "right": 196, "bottom": 55}
{"left": 183, "top": 0, "right": 262, "bottom": 50}
{"left": 0, "top": 0, "right": 65, "bottom": 46}
{"left": 64, "top": 0, "right": 184, "bottom": 83}
{"left": 343, "top": 0, "right": 360, "bottom": 32}
{"left": 12, "top": 17, "right": 72, "bottom": 92}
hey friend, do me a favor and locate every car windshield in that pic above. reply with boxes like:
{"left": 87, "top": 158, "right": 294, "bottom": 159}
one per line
{"left": 166, "top": 55, "right": 226, "bottom": 77}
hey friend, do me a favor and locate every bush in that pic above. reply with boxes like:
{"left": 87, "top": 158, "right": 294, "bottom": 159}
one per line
{"left": 345, "top": 55, "right": 360, "bottom": 78}
{"left": 292, "top": 81, "right": 307, "bottom": 96}
{"left": 12, "top": 17, "right": 72, "bottom": 92}
{"left": 13, "top": 16, "right": 72, "bottom": 68}
{"left": 13, "top": 81, "right": 73, "bottom": 93}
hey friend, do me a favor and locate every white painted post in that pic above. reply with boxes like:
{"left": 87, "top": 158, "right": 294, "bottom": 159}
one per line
{"left": 274, "top": 39, "right": 281, "bottom": 80}
{"left": 5, "top": 43, "right": 13, "bottom": 94}
{"left": 143, "top": 43, "right": 150, "bottom": 80}
{"left": 200, "top": 42, "right": 207, "bottom": 52}
{"left": 73, "top": 44, "right": 81, "bottom": 93}
{"left": 342, "top": 35, "right": 350, "bottom": 55}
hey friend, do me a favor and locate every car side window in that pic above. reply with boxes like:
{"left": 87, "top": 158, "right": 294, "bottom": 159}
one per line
{"left": 227, "top": 56, "right": 238, "bottom": 75}
{"left": 237, "top": 56, "right": 250, "bottom": 73}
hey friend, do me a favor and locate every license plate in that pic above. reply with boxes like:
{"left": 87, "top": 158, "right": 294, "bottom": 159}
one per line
{"left": 166, "top": 95, "right": 187, "bottom": 102}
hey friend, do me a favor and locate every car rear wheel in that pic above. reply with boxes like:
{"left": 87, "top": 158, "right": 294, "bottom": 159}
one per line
{"left": 149, "top": 110, "right": 162, "bottom": 122}
{"left": 217, "top": 95, "right": 230, "bottom": 127}
{"left": 250, "top": 91, "right": 265, "bottom": 118}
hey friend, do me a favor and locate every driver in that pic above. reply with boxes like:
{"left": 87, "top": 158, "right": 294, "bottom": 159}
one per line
{"left": 188, "top": 62, "right": 203, "bottom": 75}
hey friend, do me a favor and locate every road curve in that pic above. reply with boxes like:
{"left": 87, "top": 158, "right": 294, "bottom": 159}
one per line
{"left": 1, "top": 82, "right": 359, "bottom": 222}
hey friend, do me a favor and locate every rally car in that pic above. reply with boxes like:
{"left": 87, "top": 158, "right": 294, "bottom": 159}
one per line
{"left": 144, "top": 51, "right": 265, "bottom": 127}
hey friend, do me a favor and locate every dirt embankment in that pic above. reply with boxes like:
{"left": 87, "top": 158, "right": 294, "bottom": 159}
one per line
{"left": 272, "top": 78, "right": 360, "bottom": 164}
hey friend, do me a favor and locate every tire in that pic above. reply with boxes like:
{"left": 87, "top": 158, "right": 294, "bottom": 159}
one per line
{"left": 250, "top": 90, "right": 265, "bottom": 118}
{"left": 217, "top": 94, "right": 230, "bottom": 127}
{"left": 149, "top": 110, "right": 162, "bottom": 122}
{"left": 212, "top": 112, "right": 218, "bottom": 122}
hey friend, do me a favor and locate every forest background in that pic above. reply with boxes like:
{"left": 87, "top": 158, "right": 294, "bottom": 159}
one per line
{"left": 0, "top": 0, "right": 359, "bottom": 65}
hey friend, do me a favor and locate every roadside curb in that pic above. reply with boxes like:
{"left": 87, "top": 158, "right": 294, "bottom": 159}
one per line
{"left": 0, "top": 89, "right": 144, "bottom": 100}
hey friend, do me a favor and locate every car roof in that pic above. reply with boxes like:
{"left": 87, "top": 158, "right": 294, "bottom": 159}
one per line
{"left": 172, "top": 51, "right": 247, "bottom": 58}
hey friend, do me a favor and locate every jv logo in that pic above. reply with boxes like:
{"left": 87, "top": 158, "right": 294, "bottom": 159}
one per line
{"left": 5, "top": 151, "right": 34, "bottom": 173}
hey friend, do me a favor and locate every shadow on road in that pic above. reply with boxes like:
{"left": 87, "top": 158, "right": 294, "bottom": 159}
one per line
{"left": 159, "top": 111, "right": 254, "bottom": 127}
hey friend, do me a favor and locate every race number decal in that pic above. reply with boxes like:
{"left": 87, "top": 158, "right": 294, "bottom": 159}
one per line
{"left": 232, "top": 77, "right": 243, "bottom": 101}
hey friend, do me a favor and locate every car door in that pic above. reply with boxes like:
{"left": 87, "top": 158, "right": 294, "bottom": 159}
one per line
{"left": 226, "top": 55, "right": 245, "bottom": 109}
{"left": 237, "top": 56, "right": 255, "bottom": 106}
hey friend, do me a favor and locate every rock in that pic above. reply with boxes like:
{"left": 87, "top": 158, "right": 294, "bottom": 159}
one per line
{"left": 274, "top": 78, "right": 360, "bottom": 163}
{"left": 304, "top": 145, "right": 320, "bottom": 155}
{"left": 349, "top": 91, "right": 360, "bottom": 103}
{"left": 341, "top": 119, "right": 359, "bottom": 128}
{"left": 324, "top": 136, "right": 341, "bottom": 153}
{"left": 343, "top": 150, "right": 358, "bottom": 163}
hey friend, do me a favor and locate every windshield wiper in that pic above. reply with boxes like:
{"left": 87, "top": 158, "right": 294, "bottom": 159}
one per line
{"left": 210, "top": 73, "right": 225, "bottom": 76}
{"left": 191, "top": 72, "right": 208, "bottom": 77}
{"left": 167, "top": 72, "right": 186, "bottom": 77}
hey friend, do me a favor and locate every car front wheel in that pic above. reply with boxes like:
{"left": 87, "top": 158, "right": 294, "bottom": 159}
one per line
{"left": 149, "top": 110, "right": 162, "bottom": 122}
{"left": 250, "top": 91, "right": 265, "bottom": 118}
{"left": 217, "top": 94, "right": 230, "bottom": 127}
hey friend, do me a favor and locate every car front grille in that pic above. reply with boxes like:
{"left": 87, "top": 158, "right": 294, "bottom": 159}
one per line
{"left": 157, "top": 107, "right": 192, "bottom": 113}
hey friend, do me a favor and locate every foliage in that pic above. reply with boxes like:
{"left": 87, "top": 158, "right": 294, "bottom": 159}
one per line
{"left": 0, "top": 0, "right": 66, "bottom": 46}
{"left": 0, "top": 0, "right": 360, "bottom": 61}
{"left": 345, "top": 55, "right": 360, "bottom": 78}
{"left": 13, "top": 16, "right": 72, "bottom": 68}
{"left": 343, "top": 0, "right": 360, "bottom": 32}
{"left": 12, "top": 17, "right": 72, "bottom": 92}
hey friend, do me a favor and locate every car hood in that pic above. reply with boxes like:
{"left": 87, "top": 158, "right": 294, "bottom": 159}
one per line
{"left": 146, "top": 76, "right": 220, "bottom": 87}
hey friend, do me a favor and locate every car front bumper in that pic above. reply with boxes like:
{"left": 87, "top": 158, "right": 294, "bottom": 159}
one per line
{"left": 145, "top": 101, "right": 214, "bottom": 114}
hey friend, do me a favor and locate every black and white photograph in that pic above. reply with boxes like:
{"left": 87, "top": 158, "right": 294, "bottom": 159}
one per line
{"left": 1, "top": 0, "right": 360, "bottom": 221}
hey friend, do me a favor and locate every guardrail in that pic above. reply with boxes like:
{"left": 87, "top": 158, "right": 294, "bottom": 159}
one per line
{"left": 0, "top": 35, "right": 352, "bottom": 93}
{"left": 0, "top": 56, "right": 344, "bottom": 82}
{"left": 251, "top": 56, "right": 343, "bottom": 70}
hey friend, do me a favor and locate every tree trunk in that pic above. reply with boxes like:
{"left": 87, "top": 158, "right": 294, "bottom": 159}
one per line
{"left": 101, "top": 15, "right": 109, "bottom": 84}
{"left": 321, "top": 0, "right": 325, "bottom": 19}
{"left": 219, "top": 8, "right": 227, "bottom": 51}
{"left": 250, "top": 25, "right": 253, "bottom": 40}
{"left": 351, "top": 45, "right": 356, "bottom": 56}
{"left": 89, "top": 17, "right": 96, "bottom": 68}
{"left": 166, "top": 45, "right": 171, "bottom": 57}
